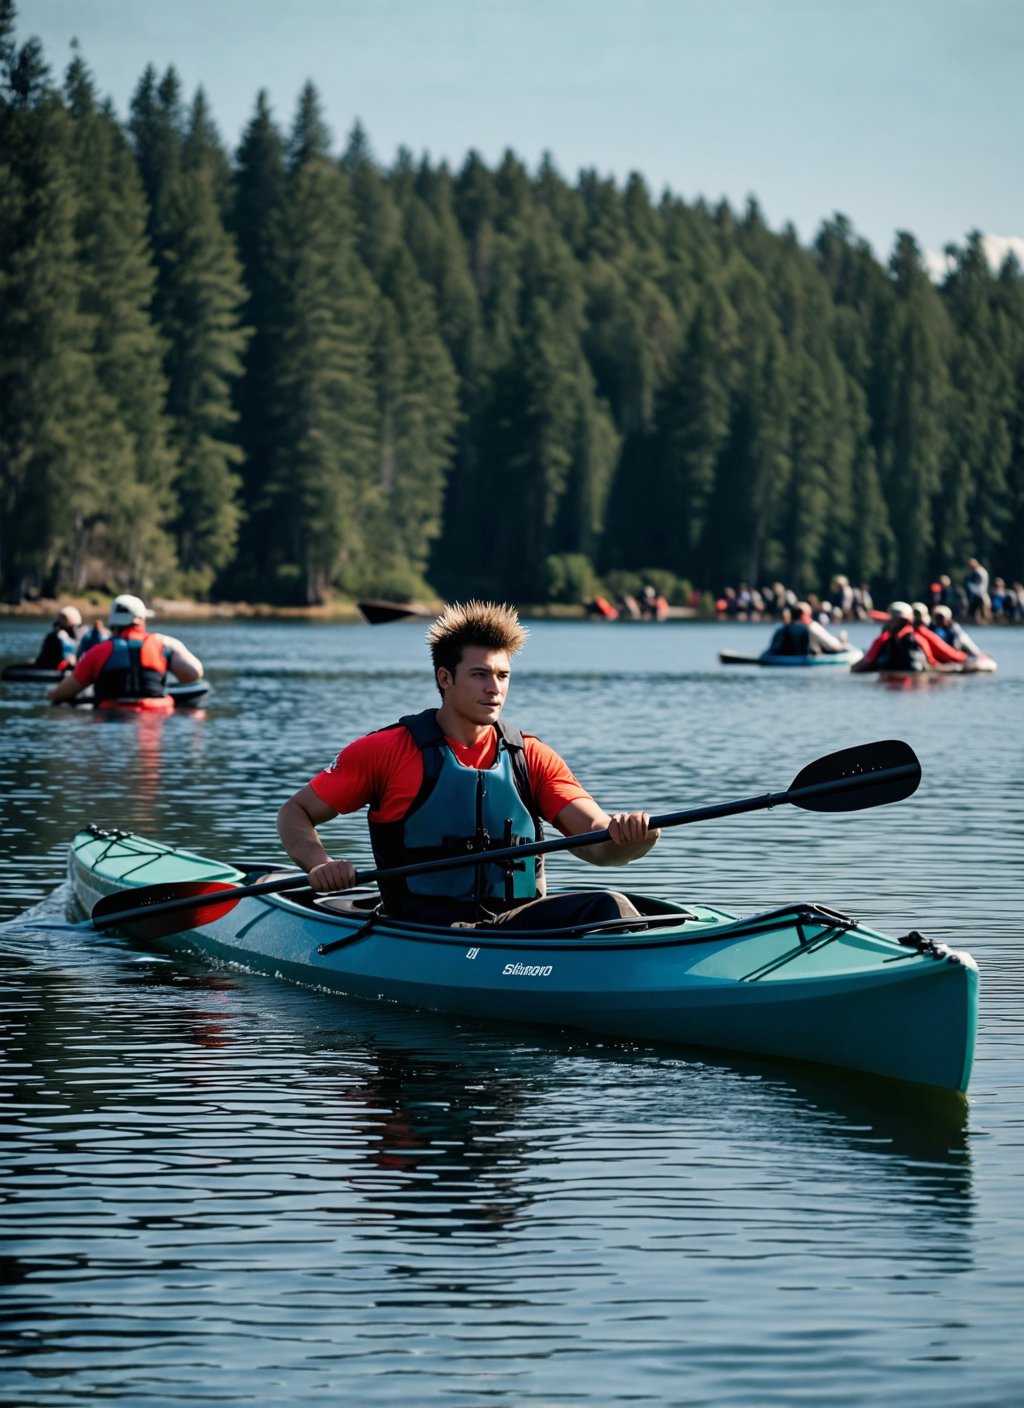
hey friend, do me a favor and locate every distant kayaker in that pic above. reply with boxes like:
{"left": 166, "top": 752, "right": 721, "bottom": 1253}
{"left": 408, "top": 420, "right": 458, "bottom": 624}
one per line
{"left": 278, "top": 599, "right": 660, "bottom": 929}
{"left": 930, "top": 604, "right": 984, "bottom": 658}
{"left": 851, "top": 601, "right": 970, "bottom": 673}
{"left": 46, "top": 594, "right": 204, "bottom": 710}
{"left": 33, "top": 605, "right": 82, "bottom": 670}
{"left": 78, "top": 617, "right": 110, "bottom": 653}
{"left": 766, "top": 601, "right": 848, "bottom": 657}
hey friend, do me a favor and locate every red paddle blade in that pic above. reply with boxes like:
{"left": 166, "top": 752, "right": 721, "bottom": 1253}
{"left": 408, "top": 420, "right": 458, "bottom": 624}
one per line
{"left": 91, "top": 880, "right": 243, "bottom": 940}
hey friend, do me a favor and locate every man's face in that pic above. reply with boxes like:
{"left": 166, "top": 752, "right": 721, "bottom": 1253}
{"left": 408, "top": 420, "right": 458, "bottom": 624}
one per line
{"left": 439, "top": 646, "right": 511, "bottom": 725}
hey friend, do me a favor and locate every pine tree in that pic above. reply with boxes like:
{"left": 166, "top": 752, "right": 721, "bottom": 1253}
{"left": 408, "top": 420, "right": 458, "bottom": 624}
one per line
{"left": 0, "top": 32, "right": 129, "bottom": 596}
{"left": 263, "top": 82, "right": 377, "bottom": 602}
{"left": 813, "top": 215, "right": 897, "bottom": 588}
{"left": 939, "top": 233, "right": 1014, "bottom": 573}
{"left": 231, "top": 89, "right": 286, "bottom": 594}
{"left": 342, "top": 120, "right": 400, "bottom": 279}
{"left": 128, "top": 69, "right": 249, "bottom": 591}
{"left": 873, "top": 234, "right": 952, "bottom": 594}
{"left": 64, "top": 49, "right": 179, "bottom": 588}
{"left": 991, "top": 254, "right": 1024, "bottom": 576}
{"left": 475, "top": 296, "right": 585, "bottom": 598}
{"left": 364, "top": 245, "right": 459, "bottom": 593}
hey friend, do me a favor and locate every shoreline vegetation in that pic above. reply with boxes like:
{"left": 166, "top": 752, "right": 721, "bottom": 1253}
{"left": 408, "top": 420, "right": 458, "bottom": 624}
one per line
{"left": 0, "top": 597, "right": 699, "bottom": 623}
{"left": 4, "top": 597, "right": 1020, "bottom": 626}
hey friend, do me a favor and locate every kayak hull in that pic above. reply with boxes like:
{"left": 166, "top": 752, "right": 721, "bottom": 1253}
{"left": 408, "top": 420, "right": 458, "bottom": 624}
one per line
{"left": 2, "top": 664, "right": 208, "bottom": 707}
{"left": 76, "top": 680, "right": 210, "bottom": 709}
{"left": 2, "top": 663, "right": 68, "bottom": 682}
{"left": 68, "top": 828, "right": 979, "bottom": 1093}
{"left": 872, "top": 654, "right": 997, "bottom": 678}
{"left": 720, "top": 648, "right": 863, "bottom": 667}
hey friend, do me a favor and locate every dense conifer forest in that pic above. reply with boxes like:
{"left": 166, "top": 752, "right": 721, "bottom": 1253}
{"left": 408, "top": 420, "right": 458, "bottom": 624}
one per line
{"left": 2, "top": 1, "right": 1022, "bottom": 607}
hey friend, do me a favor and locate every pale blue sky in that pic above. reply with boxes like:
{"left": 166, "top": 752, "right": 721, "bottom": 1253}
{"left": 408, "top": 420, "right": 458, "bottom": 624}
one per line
{"left": 16, "top": 0, "right": 1024, "bottom": 266}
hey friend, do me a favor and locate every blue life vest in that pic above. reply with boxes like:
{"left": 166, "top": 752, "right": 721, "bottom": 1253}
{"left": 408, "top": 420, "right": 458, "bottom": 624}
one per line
{"left": 768, "top": 622, "right": 814, "bottom": 656}
{"left": 368, "top": 709, "right": 544, "bottom": 917}
{"left": 94, "top": 635, "right": 168, "bottom": 703}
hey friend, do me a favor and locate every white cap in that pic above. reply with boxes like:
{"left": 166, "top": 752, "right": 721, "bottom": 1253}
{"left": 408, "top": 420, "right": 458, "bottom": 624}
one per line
{"left": 887, "top": 601, "right": 913, "bottom": 620}
{"left": 57, "top": 605, "right": 82, "bottom": 627}
{"left": 108, "top": 593, "right": 153, "bottom": 627}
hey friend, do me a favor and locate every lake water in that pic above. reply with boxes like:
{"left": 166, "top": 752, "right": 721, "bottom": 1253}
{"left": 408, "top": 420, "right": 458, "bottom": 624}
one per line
{"left": 2, "top": 616, "right": 1022, "bottom": 1406}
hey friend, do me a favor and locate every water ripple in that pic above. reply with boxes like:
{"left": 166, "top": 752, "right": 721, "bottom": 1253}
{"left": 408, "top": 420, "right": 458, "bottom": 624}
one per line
{"left": 1, "top": 617, "right": 1022, "bottom": 1405}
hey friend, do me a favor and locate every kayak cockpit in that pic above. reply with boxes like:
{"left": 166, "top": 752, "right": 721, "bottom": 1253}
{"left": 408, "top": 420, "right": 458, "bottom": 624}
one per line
{"left": 247, "top": 872, "right": 704, "bottom": 939}
{"left": 255, "top": 876, "right": 874, "bottom": 952}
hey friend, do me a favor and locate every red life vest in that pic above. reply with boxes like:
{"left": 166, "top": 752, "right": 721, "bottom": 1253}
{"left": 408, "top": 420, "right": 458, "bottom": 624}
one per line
{"left": 93, "top": 630, "right": 173, "bottom": 710}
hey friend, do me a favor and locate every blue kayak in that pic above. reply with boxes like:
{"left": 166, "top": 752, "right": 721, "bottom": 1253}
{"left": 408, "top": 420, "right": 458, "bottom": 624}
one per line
{"left": 68, "top": 827, "right": 978, "bottom": 1093}
{"left": 720, "top": 647, "right": 863, "bottom": 668}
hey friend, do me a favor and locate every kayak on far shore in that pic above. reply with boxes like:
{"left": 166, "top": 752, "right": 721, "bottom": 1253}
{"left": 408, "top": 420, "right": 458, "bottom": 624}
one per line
{"left": 357, "top": 598, "right": 433, "bottom": 624}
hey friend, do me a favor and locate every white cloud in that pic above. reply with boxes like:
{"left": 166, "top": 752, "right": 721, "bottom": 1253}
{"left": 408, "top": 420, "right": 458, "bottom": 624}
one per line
{"left": 980, "top": 234, "right": 1024, "bottom": 269}
{"left": 922, "top": 247, "right": 954, "bottom": 282}
{"left": 922, "top": 233, "right": 1024, "bottom": 282}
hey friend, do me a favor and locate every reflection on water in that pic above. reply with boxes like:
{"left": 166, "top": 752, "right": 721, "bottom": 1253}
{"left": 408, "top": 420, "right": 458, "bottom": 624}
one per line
{"left": 3, "top": 946, "right": 977, "bottom": 1401}
{"left": 1, "top": 617, "right": 1022, "bottom": 1405}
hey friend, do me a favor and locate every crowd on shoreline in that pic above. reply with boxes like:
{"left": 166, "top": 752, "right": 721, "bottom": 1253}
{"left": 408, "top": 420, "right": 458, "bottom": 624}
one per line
{"left": 715, "top": 560, "right": 1024, "bottom": 626}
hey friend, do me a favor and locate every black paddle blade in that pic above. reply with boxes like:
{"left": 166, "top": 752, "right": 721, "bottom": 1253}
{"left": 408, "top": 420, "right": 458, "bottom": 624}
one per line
{"left": 789, "top": 739, "right": 920, "bottom": 812}
{"left": 91, "top": 880, "right": 243, "bottom": 940}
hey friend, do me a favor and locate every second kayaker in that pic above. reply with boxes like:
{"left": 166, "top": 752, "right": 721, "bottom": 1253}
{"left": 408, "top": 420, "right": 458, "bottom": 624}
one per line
{"left": 47, "top": 593, "right": 204, "bottom": 710}
{"left": 765, "top": 601, "right": 848, "bottom": 657}
{"left": 278, "top": 599, "right": 660, "bottom": 929}
{"left": 33, "top": 605, "right": 83, "bottom": 670}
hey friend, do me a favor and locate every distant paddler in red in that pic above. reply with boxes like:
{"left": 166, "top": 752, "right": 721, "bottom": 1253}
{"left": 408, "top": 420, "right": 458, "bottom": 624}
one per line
{"left": 584, "top": 595, "right": 619, "bottom": 620}
{"left": 851, "top": 601, "right": 980, "bottom": 673}
{"left": 47, "top": 594, "right": 204, "bottom": 711}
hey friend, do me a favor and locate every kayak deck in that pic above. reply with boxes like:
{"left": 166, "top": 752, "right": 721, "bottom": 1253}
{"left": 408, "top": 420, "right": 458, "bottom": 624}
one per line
{"left": 1, "top": 665, "right": 209, "bottom": 707}
{"left": 68, "top": 827, "right": 979, "bottom": 1092}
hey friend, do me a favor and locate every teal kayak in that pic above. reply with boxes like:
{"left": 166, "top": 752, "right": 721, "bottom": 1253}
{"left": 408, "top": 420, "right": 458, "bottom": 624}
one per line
{"left": 720, "top": 647, "right": 863, "bottom": 667}
{"left": 68, "top": 826, "right": 978, "bottom": 1093}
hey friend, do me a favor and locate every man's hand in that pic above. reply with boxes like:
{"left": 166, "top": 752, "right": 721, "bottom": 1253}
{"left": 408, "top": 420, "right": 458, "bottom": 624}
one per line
{"left": 308, "top": 858, "right": 358, "bottom": 892}
{"left": 556, "top": 799, "right": 660, "bottom": 866}
{"left": 605, "top": 812, "right": 660, "bottom": 847}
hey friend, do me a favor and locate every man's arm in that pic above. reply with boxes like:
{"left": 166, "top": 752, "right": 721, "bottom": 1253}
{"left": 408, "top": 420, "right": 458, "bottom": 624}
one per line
{"left": 809, "top": 620, "right": 848, "bottom": 653}
{"left": 277, "top": 784, "right": 357, "bottom": 891}
{"left": 47, "top": 672, "right": 87, "bottom": 704}
{"left": 553, "top": 797, "right": 660, "bottom": 866}
{"left": 161, "top": 635, "right": 204, "bottom": 683}
{"left": 850, "top": 636, "right": 883, "bottom": 673}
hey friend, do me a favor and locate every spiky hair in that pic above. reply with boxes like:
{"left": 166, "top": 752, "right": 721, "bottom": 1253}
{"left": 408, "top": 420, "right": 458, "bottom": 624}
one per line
{"left": 427, "top": 600, "right": 529, "bottom": 682}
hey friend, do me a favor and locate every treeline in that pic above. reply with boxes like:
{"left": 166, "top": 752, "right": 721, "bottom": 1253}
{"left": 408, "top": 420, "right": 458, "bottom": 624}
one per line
{"left": 2, "top": 4, "right": 1023, "bottom": 607}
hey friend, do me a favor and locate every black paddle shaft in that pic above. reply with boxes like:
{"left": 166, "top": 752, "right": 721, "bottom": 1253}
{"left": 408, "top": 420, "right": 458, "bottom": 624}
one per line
{"left": 357, "top": 750, "right": 919, "bottom": 885}
{"left": 89, "top": 741, "right": 919, "bottom": 933}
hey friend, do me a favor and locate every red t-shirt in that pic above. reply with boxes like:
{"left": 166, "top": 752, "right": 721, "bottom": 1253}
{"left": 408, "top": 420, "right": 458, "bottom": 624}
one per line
{"left": 309, "top": 724, "right": 593, "bottom": 828}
